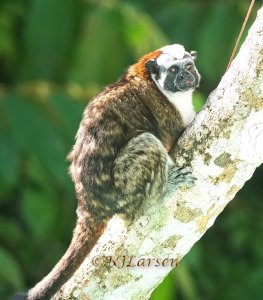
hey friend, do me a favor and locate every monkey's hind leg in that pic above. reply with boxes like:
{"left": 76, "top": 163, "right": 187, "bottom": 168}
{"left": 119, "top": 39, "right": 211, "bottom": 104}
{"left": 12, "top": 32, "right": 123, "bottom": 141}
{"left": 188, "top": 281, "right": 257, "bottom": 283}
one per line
{"left": 113, "top": 132, "right": 173, "bottom": 216}
{"left": 113, "top": 132, "right": 195, "bottom": 218}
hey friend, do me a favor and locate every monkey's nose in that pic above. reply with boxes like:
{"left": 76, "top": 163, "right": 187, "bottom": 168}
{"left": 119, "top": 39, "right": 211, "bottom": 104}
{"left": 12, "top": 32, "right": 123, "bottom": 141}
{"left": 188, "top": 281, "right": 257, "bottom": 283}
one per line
{"left": 179, "top": 71, "right": 195, "bottom": 84}
{"left": 176, "top": 70, "right": 196, "bottom": 91}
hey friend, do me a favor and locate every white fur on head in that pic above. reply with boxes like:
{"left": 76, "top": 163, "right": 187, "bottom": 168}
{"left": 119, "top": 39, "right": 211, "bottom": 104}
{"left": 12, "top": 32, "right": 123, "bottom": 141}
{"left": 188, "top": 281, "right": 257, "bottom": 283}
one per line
{"left": 156, "top": 44, "right": 186, "bottom": 67}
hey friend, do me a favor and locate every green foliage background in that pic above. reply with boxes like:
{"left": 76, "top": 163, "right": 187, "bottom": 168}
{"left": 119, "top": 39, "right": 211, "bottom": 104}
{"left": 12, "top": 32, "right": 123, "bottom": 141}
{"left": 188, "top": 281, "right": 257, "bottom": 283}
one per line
{"left": 0, "top": 0, "right": 262, "bottom": 299}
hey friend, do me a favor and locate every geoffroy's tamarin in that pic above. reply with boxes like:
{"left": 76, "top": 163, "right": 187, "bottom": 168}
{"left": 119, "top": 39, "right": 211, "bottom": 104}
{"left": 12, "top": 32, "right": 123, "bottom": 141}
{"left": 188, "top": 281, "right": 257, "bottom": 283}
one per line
{"left": 14, "top": 44, "right": 200, "bottom": 300}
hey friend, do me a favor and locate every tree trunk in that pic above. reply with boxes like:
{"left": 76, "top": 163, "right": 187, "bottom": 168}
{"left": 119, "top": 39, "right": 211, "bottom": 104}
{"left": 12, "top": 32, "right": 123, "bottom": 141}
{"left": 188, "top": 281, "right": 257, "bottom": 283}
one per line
{"left": 53, "top": 5, "right": 263, "bottom": 300}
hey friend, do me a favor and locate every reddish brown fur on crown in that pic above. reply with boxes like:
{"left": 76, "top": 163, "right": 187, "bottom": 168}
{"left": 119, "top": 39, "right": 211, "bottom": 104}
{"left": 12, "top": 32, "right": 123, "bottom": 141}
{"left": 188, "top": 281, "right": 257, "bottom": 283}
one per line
{"left": 129, "top": 49, "right": 161, "bottom": 79}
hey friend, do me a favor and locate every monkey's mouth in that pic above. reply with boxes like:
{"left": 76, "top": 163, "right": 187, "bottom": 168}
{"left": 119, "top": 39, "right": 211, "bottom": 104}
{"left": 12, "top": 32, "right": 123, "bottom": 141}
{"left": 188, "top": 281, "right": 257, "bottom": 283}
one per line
{"left": 175, "top": 70, "right": 199, "bottom": 91}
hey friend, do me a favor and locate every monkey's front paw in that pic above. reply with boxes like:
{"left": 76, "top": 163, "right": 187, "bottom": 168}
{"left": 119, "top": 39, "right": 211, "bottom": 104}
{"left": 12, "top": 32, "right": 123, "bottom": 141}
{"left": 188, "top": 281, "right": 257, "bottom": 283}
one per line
{"left": 168, "top": 166, "right": 196, "bottom": 189}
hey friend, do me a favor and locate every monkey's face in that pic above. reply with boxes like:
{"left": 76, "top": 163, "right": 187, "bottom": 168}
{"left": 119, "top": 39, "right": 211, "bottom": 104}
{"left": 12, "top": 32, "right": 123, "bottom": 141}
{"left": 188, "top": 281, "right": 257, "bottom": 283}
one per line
{"left": 145, "top": 44, "right": 200, "bottom": 93}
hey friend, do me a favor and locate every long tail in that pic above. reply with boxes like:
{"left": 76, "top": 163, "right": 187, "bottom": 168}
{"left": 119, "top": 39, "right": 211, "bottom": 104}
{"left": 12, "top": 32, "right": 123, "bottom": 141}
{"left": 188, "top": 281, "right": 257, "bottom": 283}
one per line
{"left": 13, "top": 220, "right": 106, "bottom": 300}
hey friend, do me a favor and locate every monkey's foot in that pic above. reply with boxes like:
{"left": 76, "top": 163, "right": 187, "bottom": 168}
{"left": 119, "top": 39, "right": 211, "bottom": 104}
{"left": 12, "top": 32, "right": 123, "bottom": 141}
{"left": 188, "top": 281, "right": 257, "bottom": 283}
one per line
{"left": 167, "top": 166, "right": 196, "bottom": 190}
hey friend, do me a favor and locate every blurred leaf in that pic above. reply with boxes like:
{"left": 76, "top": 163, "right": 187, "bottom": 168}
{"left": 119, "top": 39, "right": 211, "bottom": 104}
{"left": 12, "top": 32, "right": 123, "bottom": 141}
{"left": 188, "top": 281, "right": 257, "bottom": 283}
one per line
{"left": 193, "top": 91, "right": 206, "bottom": 112}
{"left": 151, "top": 271, "right": 176, "bottom": 300}
{"left": 0, "top": 1, "right": 26, "bottom": 83}
{"left": 0, "top": 12, "right": 16, "bottom": 62}
{"left": 21, "top": 187, "right": 58, "bottom": 239}
{"left": 22, "top": 0, "right": 77, "bottom": 81}
{"left": 121, "top": 3, "right": 169, "bottom": 58}
{"left": 154, "top": 1, "right": 203, "bottom": 48}
{"left": 48, "top": 91, "right": 86, "bottom": 140}
{"left": 0, "top": 217, "right": 24, "bottom": 247}
{"left": 0, "top": 247, "right": 25, "bottom": 290}
{"left": 0, "top": 132, "right": 19, "bottom": 185}
{"left": 173, "top": 261, "right": 198, "bottom": 300}
{"left": 68, "top": 6, "right": 128, "bottom": 85}
{"left": 3, "top": 93, "right": 69, "bottom": 185}
{"left": 197, "top": 3, "right": 241, "bottom": 84}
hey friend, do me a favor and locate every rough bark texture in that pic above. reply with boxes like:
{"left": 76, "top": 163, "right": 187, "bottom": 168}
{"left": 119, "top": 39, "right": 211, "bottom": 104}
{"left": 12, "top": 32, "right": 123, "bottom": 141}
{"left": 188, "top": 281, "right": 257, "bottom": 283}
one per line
{"left": 53, "top": 6, "right": 263, "bottom": 300}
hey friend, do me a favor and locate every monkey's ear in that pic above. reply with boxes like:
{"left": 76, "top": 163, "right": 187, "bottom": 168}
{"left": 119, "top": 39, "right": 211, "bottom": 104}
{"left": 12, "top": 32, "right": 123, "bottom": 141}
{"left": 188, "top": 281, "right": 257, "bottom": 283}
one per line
{"left": 190, "top": 51, "right": 197, "bottom": 61}
{"left": 145, "top": 59, "right": 159, "bottom": 75}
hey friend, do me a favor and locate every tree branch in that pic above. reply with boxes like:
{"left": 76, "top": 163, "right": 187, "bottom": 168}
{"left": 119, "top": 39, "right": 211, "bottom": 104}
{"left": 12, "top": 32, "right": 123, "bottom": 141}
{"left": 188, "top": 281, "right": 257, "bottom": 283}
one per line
{"left": 53, "top": 6, "right": 263, "bottom": 300}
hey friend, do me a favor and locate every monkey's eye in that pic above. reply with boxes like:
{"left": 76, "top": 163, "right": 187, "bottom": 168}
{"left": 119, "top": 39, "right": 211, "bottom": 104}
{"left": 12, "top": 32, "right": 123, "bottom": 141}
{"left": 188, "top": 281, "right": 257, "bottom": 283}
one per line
{"left": 170, "top": 66, "right": 179, "bottom": 73}
{"left": 186, "top": 63, "right": 193, "bottom": 70}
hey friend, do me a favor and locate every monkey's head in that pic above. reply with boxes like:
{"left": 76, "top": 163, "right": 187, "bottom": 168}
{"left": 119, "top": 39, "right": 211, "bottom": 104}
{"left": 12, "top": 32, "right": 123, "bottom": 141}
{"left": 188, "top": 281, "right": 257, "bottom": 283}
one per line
{"left": 132, "top": 44, "right": 200, "bottom": 94}
{"left": 145, "top": 44, "right": 200, "bottom": 93}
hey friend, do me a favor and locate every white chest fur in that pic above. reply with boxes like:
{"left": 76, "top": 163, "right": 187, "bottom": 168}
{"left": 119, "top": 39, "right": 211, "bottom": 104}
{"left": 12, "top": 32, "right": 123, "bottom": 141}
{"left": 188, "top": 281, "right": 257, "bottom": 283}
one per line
{"left": 164, "top": 90, "right": 196, "bottom": 127}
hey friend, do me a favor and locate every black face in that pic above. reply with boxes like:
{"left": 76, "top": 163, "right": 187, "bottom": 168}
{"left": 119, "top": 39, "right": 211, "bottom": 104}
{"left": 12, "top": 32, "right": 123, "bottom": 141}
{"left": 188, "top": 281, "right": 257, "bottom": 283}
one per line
{"left": 145, "top": 51, "right": 200, "bottom": 93}
{"left": 163, "top": 58, "right": 200, "bottom": 92}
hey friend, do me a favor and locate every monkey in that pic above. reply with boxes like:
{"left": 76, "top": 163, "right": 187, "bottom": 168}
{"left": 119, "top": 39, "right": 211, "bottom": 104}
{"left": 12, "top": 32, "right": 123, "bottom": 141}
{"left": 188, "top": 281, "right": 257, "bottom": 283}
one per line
{"left": 13, "top": 43, "right": 200, "bottom": 300}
